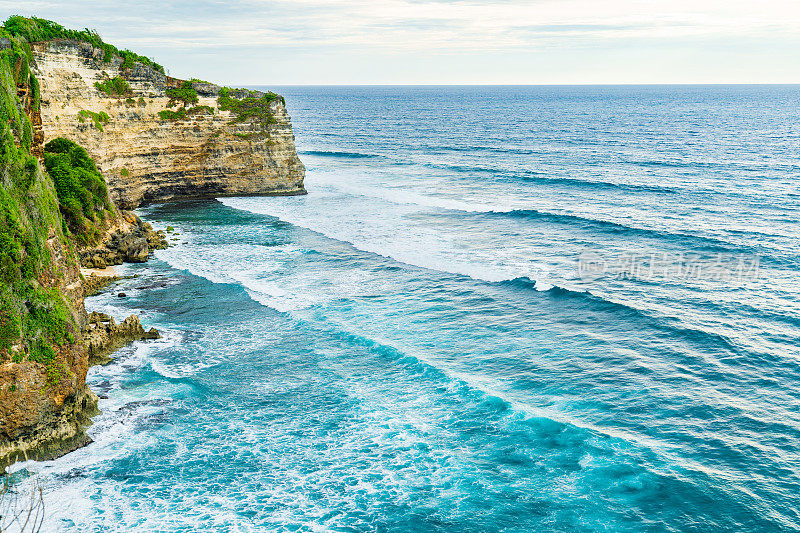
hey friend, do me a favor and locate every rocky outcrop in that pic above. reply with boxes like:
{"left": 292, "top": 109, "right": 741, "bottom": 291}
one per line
{"left": 0, "top": 359, "right": 98, "bottom": 466}
{"left": 80, "top": 211, "right": 168, "bottom": 268}
{"left": 31, "top": 39, "right": 306, "bottom": 208}
{"left": 0, "top": 310, "right": 160, "bottom": 467}
{"left": 83, "top": 313, "right": 160, "bottom": 365}
{"left": 83, "top": 274, "right": 118, "bottom": 298}
{"left": 0, "top": 207, "right": 162, "bottom": 468}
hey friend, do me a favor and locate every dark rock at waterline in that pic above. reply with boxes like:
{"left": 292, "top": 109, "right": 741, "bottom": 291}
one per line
{"left": 118, "top": 292, "right": 126, "bottom": 297}
{"left": 80, "top": 211, "right": 168, "bottom": 268}
{"left": 118, "top": 236, "right": 149, "bottom": 263}
{"left": 0, "top": 431, "right": 96, "bottom": 470}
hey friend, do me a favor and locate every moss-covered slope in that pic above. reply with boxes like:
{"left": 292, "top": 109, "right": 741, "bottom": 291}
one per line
{"left": 0, "top": 27, "right": 81, "bottom": 365}
{"left": 0, "top": 27, "right": 99, "bottom": 467}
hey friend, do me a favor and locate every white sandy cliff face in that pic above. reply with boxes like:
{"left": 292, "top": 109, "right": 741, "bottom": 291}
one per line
{"left": 32, "top": 40, "right": 306, "bottom": 208}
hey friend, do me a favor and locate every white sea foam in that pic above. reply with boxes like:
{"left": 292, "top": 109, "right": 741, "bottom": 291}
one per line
{"left": 218, "top": 194, "right": 551, "bottom": 285}
{"left": 310, "top": 171, "right": 514, "bottom": 214}
{"left": 4, "top": 328, "right": 199, "bottom": 531}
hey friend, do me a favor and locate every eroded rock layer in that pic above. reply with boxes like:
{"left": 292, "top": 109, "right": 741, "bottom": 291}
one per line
{"left": 80, "top": 211, "right": 168, "bottom": 268}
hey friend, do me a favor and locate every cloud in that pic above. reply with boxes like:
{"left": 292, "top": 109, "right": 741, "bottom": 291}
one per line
{"left": 1, "top": 0, "right": 799, "bottom": 83}
{"left": 6, "top": 0, "right": 800, "bottom": 50}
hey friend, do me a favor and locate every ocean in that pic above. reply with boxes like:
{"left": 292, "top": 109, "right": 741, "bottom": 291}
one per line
{"left": 14, "top": 86, "right": 800, "bottom": 531}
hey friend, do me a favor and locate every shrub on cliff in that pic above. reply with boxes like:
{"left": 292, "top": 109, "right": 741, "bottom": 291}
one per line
{"left": 217, "top": 87, "right": 281, "bottom": 126}
{"left": 94, "top": 76, "right": 131, "bottom": 97}
{"left": 77, "top": 109, "right": 110, "bottom": 131}
{"left": 158, "top": 108, "right": 187, "bottom": 121}
{"left": 166, "top": 80, "right": 199, "bottom": 105}
{"left": 188, "top": 105, "right": 214, "bottom": 115}
{"left": 158, "top": 105, "right": 213, "bottom": 121}
{"left": 43, "top": 138, "right": 112, "bottom": 245}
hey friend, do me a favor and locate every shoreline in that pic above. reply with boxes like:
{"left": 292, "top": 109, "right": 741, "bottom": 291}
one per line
{"left": 80, "top": 265, "right": 118, "bottom": 278}
{"left": 82, "top": 266, "right": 120, "bottom": 299}
{"left": 1, "top": 224, "right": 166, "bottom": 470}
{"left": 1, "top": 17, "right": 306, "bottom": 476}
{"left": 73, "top": 232, "right": 164, "bottom": 447}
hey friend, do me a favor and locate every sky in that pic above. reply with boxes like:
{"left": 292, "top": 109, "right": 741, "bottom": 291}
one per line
{"left": 2, "top": 0, "right": 800, "bottom": 85}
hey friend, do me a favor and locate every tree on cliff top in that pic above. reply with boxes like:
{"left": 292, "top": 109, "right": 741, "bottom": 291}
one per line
{"left": 166, "top": 80, "right": 199, "bottom": 105}
{"left": 43, "top": 137, "right": 113, "bottom": 245}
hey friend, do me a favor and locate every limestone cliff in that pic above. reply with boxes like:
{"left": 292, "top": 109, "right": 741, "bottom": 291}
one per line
{"left": 31, "top": 39, "right": 306, "bottom": 208}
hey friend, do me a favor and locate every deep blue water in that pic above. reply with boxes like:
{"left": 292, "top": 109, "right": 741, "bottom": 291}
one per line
{"left": 17, "top": 86, "right": 800, "bottom": 531}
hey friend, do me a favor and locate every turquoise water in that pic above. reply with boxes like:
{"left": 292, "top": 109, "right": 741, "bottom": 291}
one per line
{"left": 16, "top": 86, "right": 800, "bottom": 531}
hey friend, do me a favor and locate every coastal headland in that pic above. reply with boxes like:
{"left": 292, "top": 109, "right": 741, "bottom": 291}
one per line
{"left": 0, "top": 16, "right": 305, "bottom": 467}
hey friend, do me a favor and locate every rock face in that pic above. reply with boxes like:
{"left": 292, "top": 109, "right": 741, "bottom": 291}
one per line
{"left": 31, "top": 40, "right": 306, "bottom": 208}
{"left": 0, "top": 358, "right": 98, "bottom": 466}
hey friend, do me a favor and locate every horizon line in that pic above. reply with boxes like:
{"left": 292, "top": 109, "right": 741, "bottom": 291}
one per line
{"left": 242, "top": 82, "right": 800, "bottom": 87}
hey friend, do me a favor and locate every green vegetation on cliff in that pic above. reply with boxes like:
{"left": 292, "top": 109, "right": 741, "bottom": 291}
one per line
{"left": 0, "top": 30, "right": 80, "bottom": 368}
{"left": 0, "top": 33, "right": 35, "bottom": 152}
{"left": 43, "top": 138, "right": 112, "bottom": 245}
{"left": 3, "top": 15, "right": 164, "bottom": 73}
{"left": 166, "top": 80, "right": 199, "bottom": 105}
{"left": 158, "top": 105, "right": 213, "bottom": 121}
{"left": 159, "top": 81, "right": 205, "bottom": 121}
{"left": 77, "top": 109, "right": 110, "bottom": 131}
{"left": 94, "top": 75, "right": 131, "bottom": 97}
{"left": 189, "top": 105, "right": 214, "bottom": 115}
{"left": 158, "top": 108, "right": 186, "bottom": 121}
{"left": 218, "top": 87, "right": 282, "bottom": 126}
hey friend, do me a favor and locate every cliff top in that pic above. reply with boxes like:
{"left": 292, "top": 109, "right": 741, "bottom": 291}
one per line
{"left": 2, "top": 15, "right": 164, "bottom": 74}
{"left": 2, "top": 16, "right": 284, "bottom": 104}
